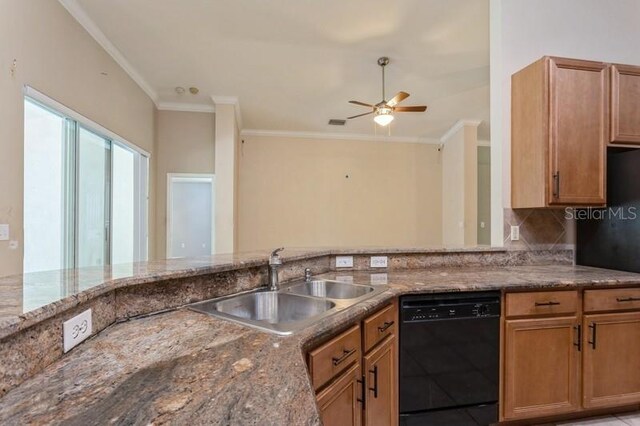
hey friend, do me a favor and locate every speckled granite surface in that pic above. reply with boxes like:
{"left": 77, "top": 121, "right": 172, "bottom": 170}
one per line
{"left": 1, "top": 264, "right": 639, "bottom": 425}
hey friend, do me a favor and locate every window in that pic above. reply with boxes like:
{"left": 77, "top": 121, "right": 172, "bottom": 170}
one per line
{"left": 23, "top": 88, "right": 148, "bottom": 273}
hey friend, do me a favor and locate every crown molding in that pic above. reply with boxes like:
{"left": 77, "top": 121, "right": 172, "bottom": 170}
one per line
{"left": 157, "top": 102, "right": 215, "bottom": 113}
{"left": 211, "top": 95, "right": 243, "bottom": 129}
{"left": 439, "top": 119, "right": 483, "bottom": 144}
{"left": 240, "top": 129, "right": 440, "bottom": 145}
{"left": 58, "top": 0, "right": 158, "bottom": 103}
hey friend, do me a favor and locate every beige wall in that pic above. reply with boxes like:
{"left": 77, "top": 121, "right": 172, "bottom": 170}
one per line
{"left": 441, "top": 124, "right": 478, "bottom": 246}
{"left": 0, "top": 0, "right": 156, "bottom": 276}
{"left": 237, "top": 135, "right": 442, "bottom": 251}
{"left": 155, "top": 110, "right": 215, "bottom": 259}
{"left": 477, "top": 146, "right": 491, "bottom": 245}
{"left": 213, "top": 103, "right": 239, "bottom": 254}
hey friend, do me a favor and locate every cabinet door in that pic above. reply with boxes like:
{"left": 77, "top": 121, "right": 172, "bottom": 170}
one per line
{"left": 503, "top": 317, "right": 581, "bottom": 420}
{"left": 317, "top": 363, "right": 363, "bottom": 426}
{"left": 548, "top": 57, "right": 608, "bottom": 206}
{"left": 363, "top": 335, "right": 397, "bottom": 426}
{"left": 583, "top": 312, "right": 640, "bottom": 408}
{"left": 611, "top": 64, "right": 640, "bottom": 145}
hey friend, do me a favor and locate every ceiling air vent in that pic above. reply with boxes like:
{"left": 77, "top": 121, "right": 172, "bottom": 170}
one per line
{"left": 328, "top": 119, "right": 346, "bottom": 126}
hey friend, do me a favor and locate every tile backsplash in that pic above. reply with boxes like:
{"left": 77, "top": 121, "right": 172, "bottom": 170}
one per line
{"left": 504, "top": 208, "right": 575, "bottom": 249}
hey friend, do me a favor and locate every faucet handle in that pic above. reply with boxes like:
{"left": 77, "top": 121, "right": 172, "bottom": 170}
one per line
{"left": 269, "top": 247, "right": 284, "bottom": 265}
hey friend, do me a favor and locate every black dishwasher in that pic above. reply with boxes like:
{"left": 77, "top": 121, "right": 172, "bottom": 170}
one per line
{"left": 399, "top": 292, "right": 500, "bottom": 426}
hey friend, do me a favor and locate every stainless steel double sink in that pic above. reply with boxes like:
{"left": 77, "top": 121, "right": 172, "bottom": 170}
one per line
{"left": 188, "top": 279, "right": 389, "bottom": 335}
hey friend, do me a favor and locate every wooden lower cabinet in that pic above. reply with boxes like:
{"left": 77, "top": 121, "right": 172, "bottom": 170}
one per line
{"left": 363, "top": 335, "right": 397, "bottom": 426}
{"left": 583, "top": 312, "right": 640, "bottom": 408}
{"left": 310, "top": 302, "right": 398, "bottom": 426}
{"left": 503, "top": 316, "right": 581, "bottom": 420}
{"left": 317, "top": 362, "right": 363, "bottom": 426}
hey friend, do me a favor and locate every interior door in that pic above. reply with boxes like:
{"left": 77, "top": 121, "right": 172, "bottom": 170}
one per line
{"left": 548, "top": 57, "right": 607, "bottom": 205}
{"left": 503, "top": 316, "right": 581, "bottom": 420}
{"left": 167, "top": 175, "right": 214, "bottom": 258}
{"left": 583, "top": 312, "right": 640, "bottom": 408}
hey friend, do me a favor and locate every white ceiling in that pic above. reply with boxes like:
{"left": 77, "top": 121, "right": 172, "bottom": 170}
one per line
{"left": 70, "top": 0, "right": 490, "bottom": 140}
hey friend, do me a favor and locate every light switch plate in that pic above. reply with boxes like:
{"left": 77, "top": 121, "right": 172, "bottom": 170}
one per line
{"left": 370, "top": 256, "right": 388, "bottom": 268}
{"left": 510, "top": 225, "right": 520, "bottom": 241}
{"left": 335, "top": 256, "right": 354, "bottom": 268}
{"left": 0, "top": 224, "right": 9, "bottom": 241}
{"left": 63, "top": 309, "right": 92, "bottom": 353}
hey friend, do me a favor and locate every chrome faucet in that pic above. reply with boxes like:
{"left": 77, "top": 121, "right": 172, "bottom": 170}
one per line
{"left": 305, "top": 268, "right": 312, "bottom": 282}
{"left": 268, "top": 247, "right": 284, "bottom": 291}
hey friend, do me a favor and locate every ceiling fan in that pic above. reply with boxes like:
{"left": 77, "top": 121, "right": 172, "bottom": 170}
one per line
{"left": 348, "top": 57, "right": 427, "bottom": 126}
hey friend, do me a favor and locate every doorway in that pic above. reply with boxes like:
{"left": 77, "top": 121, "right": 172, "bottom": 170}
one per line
{"left": 166, "top": 174, "right": 215, "bottom": 258}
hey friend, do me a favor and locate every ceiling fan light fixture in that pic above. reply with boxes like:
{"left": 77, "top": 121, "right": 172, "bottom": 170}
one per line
{"left": 374, "top": 108, "right": 394, "bottom": 126}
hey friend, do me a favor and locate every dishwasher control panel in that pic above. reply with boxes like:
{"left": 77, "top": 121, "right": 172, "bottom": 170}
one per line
{"left": 401, "top": 292, "right": 501, "bottom": 322}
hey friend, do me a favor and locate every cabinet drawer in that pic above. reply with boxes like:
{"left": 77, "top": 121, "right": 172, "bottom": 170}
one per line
{"left": 363, "top": 304, "right": 396, "bottom": 353}
{"left": 584, "top": 288, "right": 640, "bottom": 312}
{"left": 308, "top": 324, "right": 361, "bottom": 391}
{"left": 506, "top": 291, "right": 578, "bottom": 317}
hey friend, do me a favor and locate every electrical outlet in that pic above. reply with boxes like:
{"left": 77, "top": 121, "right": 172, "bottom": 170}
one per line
{"left": 510, "top": 225, "right": 520, "bottom": 241}
{"left": 335, "top": 256, "right": 354, "bottom": 268}
{"left": 63, "top": 309, "right": 92, "bottom": 353}
{"left": 0, "top": 224, "right": 9, "bottom": 241}
{"left": 370, "top": 273, "right": 388, "bottom": 285}
{"left": 370, "top": 256, "right": 388, "bottom": 268}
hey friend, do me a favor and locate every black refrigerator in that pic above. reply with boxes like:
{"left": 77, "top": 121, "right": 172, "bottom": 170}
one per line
{"left": 576, "top": 148, "right": 640, "bottom": 272}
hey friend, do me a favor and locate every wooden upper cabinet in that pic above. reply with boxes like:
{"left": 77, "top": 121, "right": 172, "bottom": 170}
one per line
{"left": 611, "top": 64, "right": 640, "bottom": 145}
{"left": 511, "top": 56, "right": 608, "bottom": 208}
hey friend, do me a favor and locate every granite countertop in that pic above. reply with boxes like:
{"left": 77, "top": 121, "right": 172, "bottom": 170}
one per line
{"left": 0, "top": 246, "right": 507, "bottom": 337}
{"left": 2, "top": 264, "right": 639, "bottom": 425}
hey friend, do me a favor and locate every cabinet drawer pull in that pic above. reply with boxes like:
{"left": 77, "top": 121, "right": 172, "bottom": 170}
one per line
{"left": 535, "top": 301, "right": 561, "bottom": 307}
{"left": 616, "top": 297, "right": 640, "bottom": 302}
{"left": 553, "top": 172, "right": 560, "bottom": 198}
{"left": 573, "top": 324, "right": 581, "bottom": 352}
{"left": 356, "top": 375, "right": 366, "bottom": 408}
{"left": 368, "top": 365, "right": 379, "bottom": 398}
{"left": 332, "top": 348, "right": 356, "bottom": 366}
{"left": 378, "top": 321, "right": 395, "bottom": 333}
{"left": 588, "top": 323, "right": 597, "bottom": 350}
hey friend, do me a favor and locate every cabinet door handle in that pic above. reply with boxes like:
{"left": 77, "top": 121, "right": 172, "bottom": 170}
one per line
{"left": 332, "top": 348, "right": 356, "bottom": 366}
{"left": 378, "top": 321, "right": 395, "bottom": 333}
{"left": 368, "top": 365, "right": 379, "bottom": 398}
{"left": 553, "top": 172, "right": 560, "bottom": 198}
{"left": 588, "top": 323, "right": 597, "bottom": 350}
{"left": 535, "top": 301, "right": 560, "bottom": 307}
{"left": 616, "top": 297, "right": 640, "bottom": 302}
{"left": 356, "top": 375, "right": 366, "bottom": 409}
{"left": 574, "top": 324, "right": 581, "bottom": 352}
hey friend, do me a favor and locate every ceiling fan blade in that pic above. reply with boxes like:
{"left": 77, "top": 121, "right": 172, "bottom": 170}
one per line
{"left": 394, "top": 105, "right": 427, "bottom": 112}
{"left": 347, "top": 111, "right": 374, "bottom": 119}
{"left": 349, "top": 100, "right": 374, "bottom": 108}
{"left": 386, "top": 91, "right": 410, "bottom": 107}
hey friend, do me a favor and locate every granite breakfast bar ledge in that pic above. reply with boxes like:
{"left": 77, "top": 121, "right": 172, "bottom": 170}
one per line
{"left": 2, "top": 264, "right": 640, "bottom": 425}
{"left": 0, "top": 247, "right": 573, "bottom": 400}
